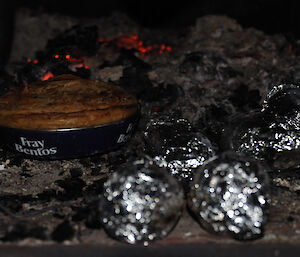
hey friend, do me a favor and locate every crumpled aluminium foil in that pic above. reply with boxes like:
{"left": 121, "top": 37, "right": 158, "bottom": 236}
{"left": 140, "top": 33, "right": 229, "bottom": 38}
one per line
{"left": 262, "top": 84, "right": 300, "bottom": 130}
{"left": 188, "top": 152, "right": 269, "bottom": 240}
{"left": 99, "top": 157, "right": 184, "bottom": 245}
{"left": 262, "top": 84, "right": 300, "bottom": 114}
{"left": 231, "top": 115, "right": 300, "bottom": 162}
{"left": 230, "top": 84, "right": 300, "bottom": 167}
{"left": 144, "top": 115, "right": 215, "bottom": 185}
{"left": 262, "top": 84, "right": 300, "bottom": 131}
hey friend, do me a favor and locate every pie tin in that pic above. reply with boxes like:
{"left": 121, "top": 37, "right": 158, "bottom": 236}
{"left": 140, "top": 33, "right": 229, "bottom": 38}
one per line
{"left": 0, "top": 112, "right": 139, "bottom": 160}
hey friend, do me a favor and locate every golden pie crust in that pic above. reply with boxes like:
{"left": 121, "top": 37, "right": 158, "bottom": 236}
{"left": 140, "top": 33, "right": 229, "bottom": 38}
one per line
{"left": 0, "top": 74, "right": 138, "bottom": 130}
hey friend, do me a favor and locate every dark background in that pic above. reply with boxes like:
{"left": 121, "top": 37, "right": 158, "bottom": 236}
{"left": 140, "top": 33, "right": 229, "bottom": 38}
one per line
{"left": 1, "top": 0, "right": 300, "bottom": 66}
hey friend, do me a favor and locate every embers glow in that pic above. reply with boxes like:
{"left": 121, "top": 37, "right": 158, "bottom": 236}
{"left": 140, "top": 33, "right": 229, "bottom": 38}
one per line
{"left": 60, "top": 54, "right": 83, "bottom": 63}
{"left": 116, "top": 34, "right": 143, "bottom": 50}
{"left": 42, "top": 72, "right": 54, "bottom": 81}
{"left": 25, "top": 33, "right": 172, "bottom": 81}
{"left": 27, "top": 58, "right": 39, "bottom": 64}
{"left": 288, "top": 44, "right": 293, "bottom": 54}
{"left": 98, "top": 38, "right": 108, "bottom": 44}
{"left": 107, "top": 34, "right": 172, "bottom": 57}
{"left": 68, "top": 62, "right": 90, "bottom": 72}
{"left": 31, "top": 54, "right": 89, "bottom": 81}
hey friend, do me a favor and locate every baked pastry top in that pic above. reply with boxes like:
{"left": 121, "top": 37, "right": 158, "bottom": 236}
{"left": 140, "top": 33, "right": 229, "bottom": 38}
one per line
{"left": 0, "top": 74, "right": 138, "bottom": 130}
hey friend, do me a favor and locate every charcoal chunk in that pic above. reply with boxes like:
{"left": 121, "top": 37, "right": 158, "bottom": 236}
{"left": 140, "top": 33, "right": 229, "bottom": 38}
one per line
{"left": 69, "top": 168, "right": 83, "bottom": 178}
{"left": 2, "top": 221, "right": 47, "bottom": 241}
{"left": 46, "top": 25, "right": 99, "bottom": 57}
{"left": 51, "top": 220, "right": 75, "bottom": 242}
{"left": 55, "top": 177, "right": 86, "bottom": 201}
{"left": 180, "top": 51, "right": 238, "bottom": 83}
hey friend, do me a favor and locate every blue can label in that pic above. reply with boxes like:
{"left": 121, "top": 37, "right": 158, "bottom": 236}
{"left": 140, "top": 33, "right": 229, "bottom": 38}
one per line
{"left": 15, "top": 137, "right": 57, "bottom": 156}
{"left": 0, "top": 112, "right": 139, "bottom": 159}
{"left": 116, "top": 123, "right": 134, "bottom": 144}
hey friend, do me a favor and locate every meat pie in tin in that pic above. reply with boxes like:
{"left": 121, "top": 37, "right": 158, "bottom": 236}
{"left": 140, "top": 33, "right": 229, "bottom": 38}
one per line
{"left": 0, "top": 74, "right": 139, "bottom": 159}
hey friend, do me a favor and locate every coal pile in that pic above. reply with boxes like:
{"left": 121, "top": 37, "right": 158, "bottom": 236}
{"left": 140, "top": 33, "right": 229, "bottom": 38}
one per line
{"left": 0, "top": 9, "right": 300, "bottom": 246}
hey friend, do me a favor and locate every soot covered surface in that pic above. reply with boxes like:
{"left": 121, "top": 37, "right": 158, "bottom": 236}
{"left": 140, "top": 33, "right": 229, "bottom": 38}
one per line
{"left": 1, "top": 8, "right": 300, "bottom": 253}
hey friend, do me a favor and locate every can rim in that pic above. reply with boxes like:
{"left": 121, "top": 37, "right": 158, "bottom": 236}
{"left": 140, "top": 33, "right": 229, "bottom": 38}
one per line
{"left": 0, "top": 111, "right": 139, "bottom": 133}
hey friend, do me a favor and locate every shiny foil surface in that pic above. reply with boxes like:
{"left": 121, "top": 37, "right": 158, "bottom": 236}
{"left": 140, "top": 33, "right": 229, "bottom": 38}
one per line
{"left": 144, "top": 115, "right": 215, "bottom": 185}
{"left": 230, "top": 114, "right": 300, "bottom": 162}
{"left": 99, "top": 158, "right": 184, "bottom": 245}
{"left": 188, "top": 152, "right": 269, "bottom": 240}
{"left": 262, "top": 84, "right": 300, "bottom": 131}
{"left": 230, "top": 84, "right": 300, "bottom": 167}
{"left": 262, "top": 84, "right": 300, "bottom": 116}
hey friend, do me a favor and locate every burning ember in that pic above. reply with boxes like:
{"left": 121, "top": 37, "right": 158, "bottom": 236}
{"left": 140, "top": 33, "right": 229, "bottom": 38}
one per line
{"left": 115, "top": 34, "right": 172, "bottom": 57}
{"left": 42, "top": 72, "right": 54, "bottom": 81}
{"left": 18, "top": 27, "right": 172, "bottom": 83}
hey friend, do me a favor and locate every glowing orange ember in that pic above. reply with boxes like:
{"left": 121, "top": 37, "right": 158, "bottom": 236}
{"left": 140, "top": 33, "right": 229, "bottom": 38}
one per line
{"left": 98, "top": 38, "right": 107, "bottom": 43}
{"left": 152, "top": 106, "right": 159, "bottom": 112}
{"left": 69, "top": 57, "right": 84, "bottom": 63}
{"left": 115, "top": 34, "right": 172, "bottom": 57}
{"left": 25, "top": 33, "right": 172, "bottom": 82}
{"left": 116, "top": 34, "right": 141, "bottom": 50}
{"left": 288, "top": 44, "right": 293, "bottom": 54}
{"left": 42, "top": 72, "right": 54, "bottom": 81}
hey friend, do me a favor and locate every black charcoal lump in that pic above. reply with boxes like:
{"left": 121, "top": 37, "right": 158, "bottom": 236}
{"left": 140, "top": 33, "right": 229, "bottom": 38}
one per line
{"left": 179, "top": 51, "right": 238, "bottom": 83}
